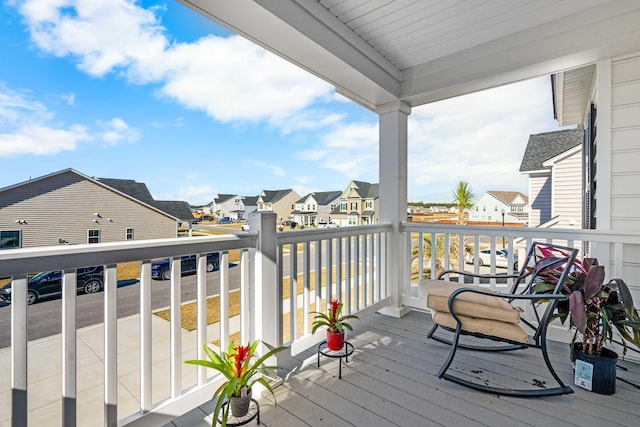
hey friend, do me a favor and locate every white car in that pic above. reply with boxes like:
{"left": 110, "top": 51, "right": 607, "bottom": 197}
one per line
{"left": 241, "top": 223, "right": 250, "bottom": 231}
{"left": 472, "top": 249, "right": 518, "bottom": 270}
{"left": 317, "top": 221, "right": 339, "bottom": 228}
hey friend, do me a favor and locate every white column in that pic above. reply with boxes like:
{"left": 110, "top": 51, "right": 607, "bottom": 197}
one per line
{"left": 376, "top": 100, "right": 412, "bottom": 318}
{"left": 250, "top": 211, "right": 282, "bottom": 356}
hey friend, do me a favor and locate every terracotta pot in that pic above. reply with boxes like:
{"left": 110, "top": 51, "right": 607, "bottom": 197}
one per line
{"left": 230, "top": 389, "right": 252, "bottom": 417}
{"left": 326, "top": 330, "right": 345, "bottom": 351}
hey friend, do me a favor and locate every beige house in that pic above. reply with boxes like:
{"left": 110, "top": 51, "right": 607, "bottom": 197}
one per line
{"left": 331, "top": 180, "right": 379, "bottom": 226}
{"left": 256, "top": 189, "right": 301, "bottom": 224}
{"left": 0, "top": 169, "right": 179, "bottom": 249}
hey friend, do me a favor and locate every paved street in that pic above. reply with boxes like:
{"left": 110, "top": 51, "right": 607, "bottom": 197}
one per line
{"left": 0, "top": 267, "right": 241, "bottom": 348}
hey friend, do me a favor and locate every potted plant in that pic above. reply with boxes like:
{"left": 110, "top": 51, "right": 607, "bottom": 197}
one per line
{"left": 185, "top": 340, "right": 286, "bottom": 426}
{"left": 536, "top": 252, "right": 640, "bottom": 394}
{"left": 311, "top": 299, "right": 359, "bottom": 350}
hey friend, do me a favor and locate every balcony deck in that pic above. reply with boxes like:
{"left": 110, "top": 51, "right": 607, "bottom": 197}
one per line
{"left": 168, "top": 310, "right": 640, "bottom": 427}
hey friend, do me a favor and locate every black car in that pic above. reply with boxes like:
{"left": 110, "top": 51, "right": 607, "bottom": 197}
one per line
{"left": 151, "top": 253, "right": 220, "bottom": 280}
{"left": 0, "top": 266, "right": 104, "bottom": 305}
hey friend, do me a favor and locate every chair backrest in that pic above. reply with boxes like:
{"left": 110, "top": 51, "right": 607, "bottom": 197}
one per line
{"left": 508, "top": 242, "right": 578, "bottom": 340}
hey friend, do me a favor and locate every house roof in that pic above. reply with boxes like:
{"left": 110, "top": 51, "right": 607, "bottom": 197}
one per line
{"left": 182, "top": 1, "right": 640, "bottom": 110}
{"left": 519, "top": 127, "right": 583, "bottom": 173}
{"left": 0, "top": 169, "right": 179, "bottom": 221}
{"left": 97, "top": 177, "right": 193, "bottom": 221}
{"left": 214, "top": 194, "right": 237, "bottom": 204}
{"left": 487, "top": 191, "right": 529, "bottom": 205}
{"left": 243, "top": 196, "right": 259, "bottom": 206}
{"left": 259, "top": 189, "right": 294, "bottom": 203}
{"left": 296, "top": 191, "right": 342, "bottom": 205}
{"left": 349, "top": 181, "right": 379, "bottom": 199}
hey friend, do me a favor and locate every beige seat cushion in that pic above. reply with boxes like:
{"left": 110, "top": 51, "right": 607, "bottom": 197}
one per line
{"left": 419, "top": 279, "right": 520, "bottom": 324}
{"left": 432, "top": 311, "right": 529, "bottom": 343}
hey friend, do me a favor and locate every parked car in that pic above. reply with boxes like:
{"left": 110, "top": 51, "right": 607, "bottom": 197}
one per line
{"left": 472, "top": 248, "right": 518, "bottom": 270}
{"left": 241, "top": 223, "right": 250, "bottom": 231}
{"left": 317, "top": 221, "right": 339, "bottom": 229}
{"left": 151, "top": 253, "right": 220, "bottom": 280}
{"left": 217, "top": 217, "right": 233, "bottom": 224}
{"left": 0, "top": 266, "right": 104, "bottom": 305}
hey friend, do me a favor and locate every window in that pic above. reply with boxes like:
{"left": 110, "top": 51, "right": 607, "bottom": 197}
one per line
{"left": 494, "top": 206, "right": 498, "bottom": 212}
{"left": 483, "top": 206, "right": 486, "bottom": 212}
{"left": 350, "top": 202, "right": 358, "bottom": 210}
{"left": 88, "top": 229, "right": 100, "bottom": 244}
{"left": 341, "top": 202, "right": 346, "bottom": 211}
{"left": 348, "top": 216, "right": 357, "bottom": 225}
{"left": 0, "top": 230, "right": 21, "bottom": 250}
{"left": 365, "top": 201, "right": 373, "bottom": 209}
{"left": 126, "top": 228, "right": 134, "bottom": 240}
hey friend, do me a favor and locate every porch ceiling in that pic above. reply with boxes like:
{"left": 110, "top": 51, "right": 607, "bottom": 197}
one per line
{"left": 179, "top": 0, "right": 640, "bottom": 110}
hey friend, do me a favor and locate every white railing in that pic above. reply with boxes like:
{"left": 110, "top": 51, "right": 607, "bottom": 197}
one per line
{"left": 0, "top": 213, "right": 392, "bottom": 427}
{"left": 0, "top": 233, "right": 256, "bottom": 427}
{"left": 276, "top": 223, "right": 392, "bottom": 354}
{"left": 402, "top": 222, "right": 640, "bottom": 343}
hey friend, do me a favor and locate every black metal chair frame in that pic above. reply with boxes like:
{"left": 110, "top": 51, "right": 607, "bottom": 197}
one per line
{"left": 427, "top": 242, "right": 578, "bottom": 397}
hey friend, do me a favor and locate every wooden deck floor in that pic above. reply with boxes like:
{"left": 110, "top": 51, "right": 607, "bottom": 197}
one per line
{"left": 168, "top": 310, "right": 640, "bottom": 427}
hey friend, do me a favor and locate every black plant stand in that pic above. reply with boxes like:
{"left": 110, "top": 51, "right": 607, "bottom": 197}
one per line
{"left": 217, "top": 398, "right": 260, "bottom": 426}
{"left": 317, "top": 340, "right": 354, "bottom": 379}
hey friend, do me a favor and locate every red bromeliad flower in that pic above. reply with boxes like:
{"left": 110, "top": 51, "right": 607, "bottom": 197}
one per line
{"left": 329, "top": 299, "right": 341, "bottom": 322}
{"left": 230, "top": 344, "right": 252, "bottom": 378}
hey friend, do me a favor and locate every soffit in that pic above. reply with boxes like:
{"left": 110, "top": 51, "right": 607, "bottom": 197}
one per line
{"left": 180, "top": 0, "right": 640, "bottom": 110}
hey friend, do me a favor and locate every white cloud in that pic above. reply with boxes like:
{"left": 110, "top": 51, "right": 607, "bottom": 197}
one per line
{"left": 407, "top": 77, "right": 560, "bottom": 202}
{"left": 0, "top": 85, "right": 140, "bottom": 157}
{"left": 97, "top": 118, "right": 141, "bottom": 145}
{"left": 176, "top": 184, "right": 216, "bottom": 205}
{"left": 16, "top": 0, "right": 335, "bottom": 132}
{"left": 250, "top": 160, "right": 286, "bottom": 177}
{"left": 296, "top": 122, "right": 379, "bottom": 180}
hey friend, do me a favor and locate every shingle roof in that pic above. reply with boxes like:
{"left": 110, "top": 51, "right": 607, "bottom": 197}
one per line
{"left": 487, "top": 191, "right": 529, "bottom": 205}
{"left": 296, "top": 191, "right": 342, "bottom": 205}
{"left": 243, "top": 196, "right": 259, "bottom": 205}
{"left": 214, "top": 194, "right": 236, "bottom": 204}
{"left": 519, "top": 127, "right": 583, "bottom": 172}
{"left": 351, "top": 180, "right": 379, "bottom": 199}
{"left": 260, "top": 189, "right": 293, "bottom": 203}
{"left": 97, "top": 177, "right": 194, "bottom": 221}
{"left": 97, "top": 178, "right": 155, "bottom": 203}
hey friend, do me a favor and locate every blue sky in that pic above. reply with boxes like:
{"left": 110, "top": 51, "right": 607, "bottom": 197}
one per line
{"left": 1, "top": 0, "right": 564, "bottom": 205}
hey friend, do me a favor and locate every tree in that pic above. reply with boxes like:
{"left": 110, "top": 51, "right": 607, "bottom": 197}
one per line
{"left": 452, "top": 181, "right": 475, "bottom": 225}
{"left": 451, "top": 181, "right": 475, "bottom": 267}
{"left": 411, "top": 234, "right": 455, "bottom": 279}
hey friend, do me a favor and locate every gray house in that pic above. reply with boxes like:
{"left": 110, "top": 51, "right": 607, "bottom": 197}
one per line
{"left": 291, "top": 191, "right": 342, "bottom": 227}
{"left": 519, "top": 127, "right": 584, "bottom": 228}
{"left": 0, "top": 169, "right": 181, "bottom": 249}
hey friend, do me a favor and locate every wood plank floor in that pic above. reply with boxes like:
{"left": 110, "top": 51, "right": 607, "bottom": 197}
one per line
{"left": 168, "top": 310, "right": 640, "bottom": 427}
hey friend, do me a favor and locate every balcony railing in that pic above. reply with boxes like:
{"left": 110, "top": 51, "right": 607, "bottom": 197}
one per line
{"left": 2, "top": 215, "right": 640, "bottom": 426}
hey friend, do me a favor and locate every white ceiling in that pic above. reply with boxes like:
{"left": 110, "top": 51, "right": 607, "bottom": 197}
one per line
{"left": 180, "top": 0, "right": 640, "bottom": 110}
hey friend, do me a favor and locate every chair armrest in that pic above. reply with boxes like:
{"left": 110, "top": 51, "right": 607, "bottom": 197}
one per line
{"left": 437, "top": 269, "right": 520, "bottom": 281}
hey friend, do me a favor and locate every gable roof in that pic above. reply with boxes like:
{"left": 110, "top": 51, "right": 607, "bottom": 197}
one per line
{"left": 97, "top": 177, "right": 193, "bottom": 221}
{"left": 243, "top": 196, "right": 259, "bottom": 206}
{"left": 487, "top": 191, "right": 528, "bottom": 205}
{"left": 0, "top": 169, "right": 179, "bottom": 221}
{"left": 348, "top": 181, "right": 379, "bottom": 199}
{"left": 519, "top": 127, "right": 583, "bottom": 173}
{"left": 296, "top": 191, "right": 342, "bottom": 205}
{"left": 259, "top": 189, "right": 293, "bottom": 203}
{"left": 214, "top": 194, "right": 237, "bottom": 204}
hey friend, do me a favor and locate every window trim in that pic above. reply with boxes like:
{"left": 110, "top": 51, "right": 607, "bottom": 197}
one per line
{"left": 88, "top": 229, "right": 101, "bottom": 244}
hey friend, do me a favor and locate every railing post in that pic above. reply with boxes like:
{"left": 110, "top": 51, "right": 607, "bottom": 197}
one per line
{"left": 11, "top": 275, "right": 28, "bottom": 427}
{"left": 61, "top": 270, "right": 77, "bottom": 426}
{"left": 250, "top": 211, "right": 281, "bottom": 354}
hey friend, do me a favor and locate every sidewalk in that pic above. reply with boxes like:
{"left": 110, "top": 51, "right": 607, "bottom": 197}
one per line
{"left": 0, "top": 312, "right": 229, "bottom": 427}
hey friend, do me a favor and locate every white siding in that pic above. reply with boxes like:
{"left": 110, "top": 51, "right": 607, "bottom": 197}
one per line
{"left": 552, "top": 149, "right": 583, "bottom": 228}
{"left": 528, "top": 174, "right": 551, "bottom": 227}
{"left": 610, "top": 54, "right": 640, "bottom": 231}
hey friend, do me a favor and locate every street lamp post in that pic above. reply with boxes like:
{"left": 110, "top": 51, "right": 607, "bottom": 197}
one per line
{"left": 501, "top": 209, "right": 505, "bottom": 249}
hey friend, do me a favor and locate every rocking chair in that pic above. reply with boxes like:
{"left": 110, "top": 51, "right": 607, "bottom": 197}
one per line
{"left": 420, "top": 242, "right": 578, "bottom": 397}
